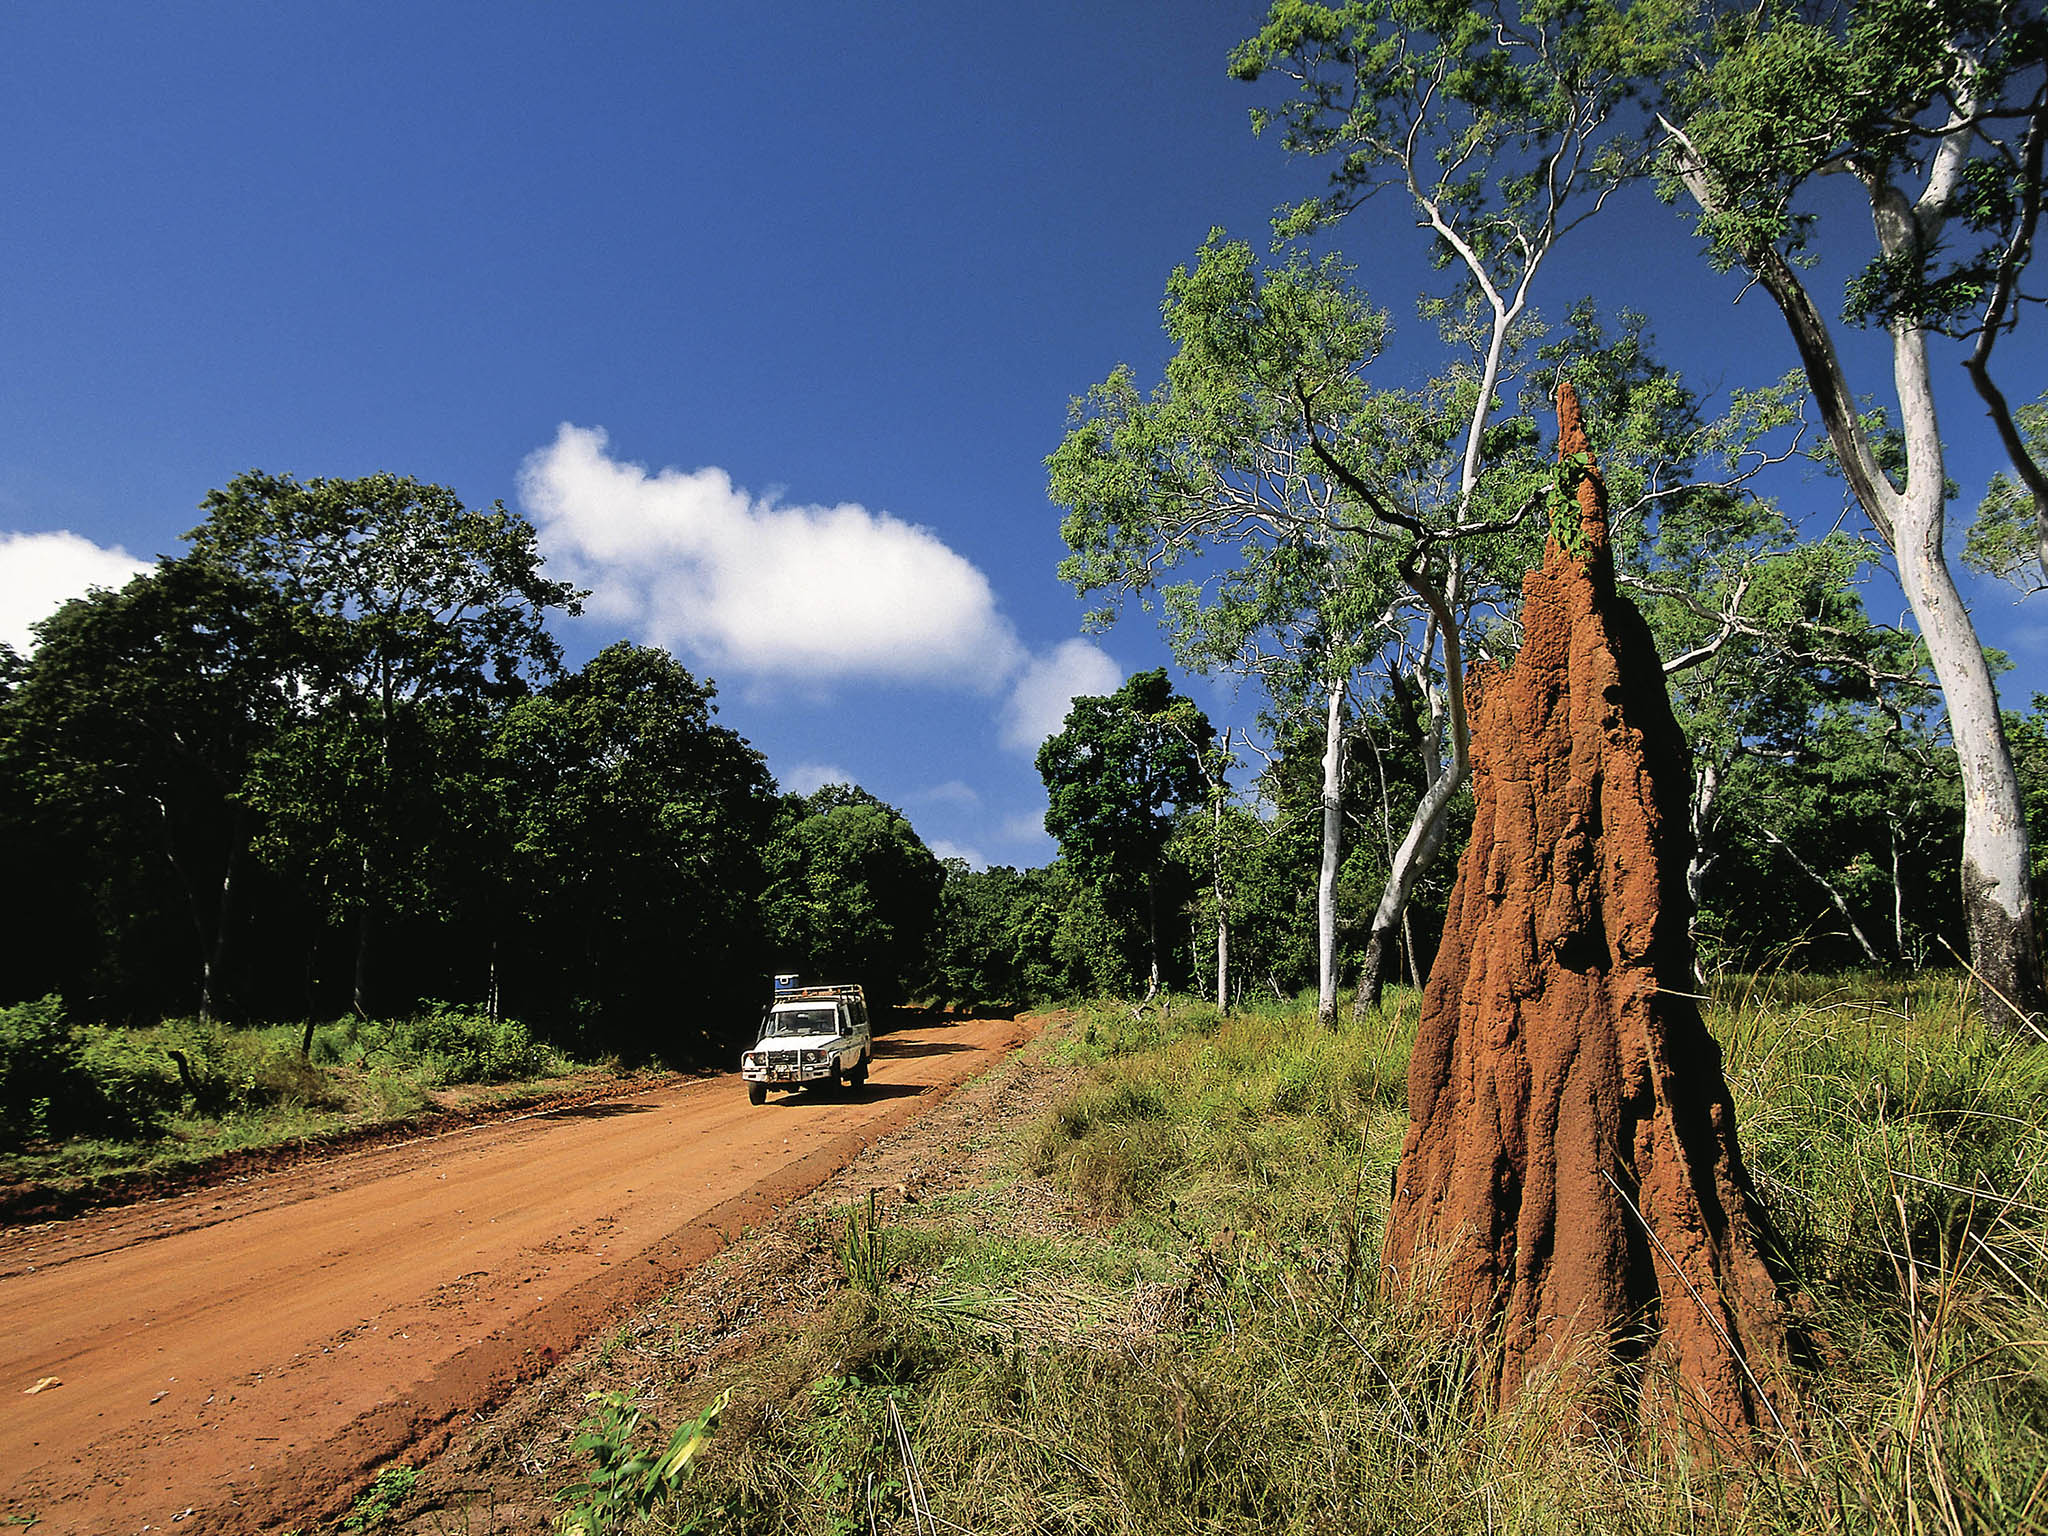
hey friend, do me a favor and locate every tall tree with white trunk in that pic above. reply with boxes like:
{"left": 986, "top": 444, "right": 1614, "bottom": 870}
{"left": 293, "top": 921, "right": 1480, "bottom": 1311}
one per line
{"left": 1653, "top": 0, "right": 2048, "bottom": 1031}
{"left": 1049, "top": 236, "right": 1457, "bottom": 1027}
{"left": 1229, "top": 0, "right": 1677, "bottom": 1011}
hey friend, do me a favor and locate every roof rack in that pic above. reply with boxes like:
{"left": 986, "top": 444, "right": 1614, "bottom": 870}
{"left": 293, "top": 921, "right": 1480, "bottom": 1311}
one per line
{"left": 770, "top": 983, "right": 866, "bottom": 1004}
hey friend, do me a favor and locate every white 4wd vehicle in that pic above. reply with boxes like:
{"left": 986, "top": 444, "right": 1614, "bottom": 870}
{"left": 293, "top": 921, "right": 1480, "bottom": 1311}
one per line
{"left": 741, "top": 983, "right": 872, "bottom": 1104}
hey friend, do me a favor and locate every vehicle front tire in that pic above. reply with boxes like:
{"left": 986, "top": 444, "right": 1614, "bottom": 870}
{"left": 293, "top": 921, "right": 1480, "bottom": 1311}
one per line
{"left": 849, "top": 1054, "right": 869, "bottom": 1090}
{"left": 747, "top": 1082, "right": 767, "bottom": 1106}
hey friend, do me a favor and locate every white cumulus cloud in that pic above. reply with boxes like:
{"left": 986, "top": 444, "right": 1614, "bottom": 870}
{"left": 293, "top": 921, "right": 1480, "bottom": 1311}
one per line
{"left": 521, "top": 425, "right": 1026, "bottom": 688}
{"left": 928, "top": 838, "right": 986, "bottom": 869}
{"left": 1000, "top": 810, "right": 1050, "bottom": 842}
{"left": 0, "top": 531, "right": 155, "bottom": 653}
{"left": 999, "top": 638, "right": 1121, "bottom": 752}
{"left": 782, "top": 762, "right": 854, "bottom": 797}
{"left": 913, "top": 779, "right": 982, "bottom": 810}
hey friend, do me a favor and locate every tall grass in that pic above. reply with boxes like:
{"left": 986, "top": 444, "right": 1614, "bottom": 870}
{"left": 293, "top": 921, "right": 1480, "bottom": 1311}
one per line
{"left": 662, "top": 976, "right": 2048, "bottom": 1536}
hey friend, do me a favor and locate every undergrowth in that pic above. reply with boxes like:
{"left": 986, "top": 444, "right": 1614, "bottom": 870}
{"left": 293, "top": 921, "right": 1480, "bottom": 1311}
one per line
{"left": 0, "top": 997, "right": 594, "bottom": 1189}
{"left": 649, "top": 974, "right": 2048, "bottom": 1536}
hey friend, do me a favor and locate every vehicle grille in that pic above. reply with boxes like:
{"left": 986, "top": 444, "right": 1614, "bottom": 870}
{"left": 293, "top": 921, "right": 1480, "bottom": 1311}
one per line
{"left": 763, "top": 1050, "right": 802, "bottom": 1068}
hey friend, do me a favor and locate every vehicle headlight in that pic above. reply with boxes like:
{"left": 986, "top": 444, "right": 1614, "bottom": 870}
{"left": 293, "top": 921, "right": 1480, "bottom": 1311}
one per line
{"left": 743, "top": 1053, "right": 761, "bottom": 1068}
{"left": 801, "top": 1049, "right": 825, "bottom": 1064}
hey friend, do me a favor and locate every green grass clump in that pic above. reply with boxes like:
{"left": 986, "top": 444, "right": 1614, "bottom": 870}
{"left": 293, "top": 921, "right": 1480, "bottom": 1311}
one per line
{"left": 658, "top": 975, "right": 2048, "bottom": 1536}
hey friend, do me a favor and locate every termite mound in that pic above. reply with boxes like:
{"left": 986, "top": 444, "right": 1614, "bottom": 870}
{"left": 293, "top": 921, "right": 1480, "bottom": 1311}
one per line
{"left": 1382, "top": 380, "right": 1798, "bottom": 1455}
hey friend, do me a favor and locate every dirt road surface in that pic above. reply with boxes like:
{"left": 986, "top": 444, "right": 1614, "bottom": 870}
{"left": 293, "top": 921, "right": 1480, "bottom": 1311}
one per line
{"left": 0, "top": 1012, "right": 1034, "bottom": 1534}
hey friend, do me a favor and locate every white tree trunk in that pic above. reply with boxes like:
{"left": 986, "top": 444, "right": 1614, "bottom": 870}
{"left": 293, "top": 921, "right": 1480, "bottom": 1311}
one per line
{"left": 1354, "top": 748, "right": 1466, "bottom": 1014}
{"left": 1661, "top": 115, "right": 2048, "bottom": 1034}
{"left": 1889, "top": 818, "right": 1908, "bottom": 962}
{"left": 1212, "top": 756, "right": 1230, "bottom": 1013}
{"left": 1887, "top": 303, "right": 2044, "bottom": 1030}
{"left": 1316, "top": 674, "right": 1347, "bottom": 1028}
{"left": 1355, "top": 575, "right": 1472, "bottom": 1018}
{"left": 1686, "top": 755, "right": 1723, "bottom": 988}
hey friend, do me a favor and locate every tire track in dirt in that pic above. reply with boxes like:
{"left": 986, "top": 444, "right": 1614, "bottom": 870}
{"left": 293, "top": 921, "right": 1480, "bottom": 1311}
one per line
{"left": 0, "top": 1013, "right": 1034, "bottom": 1534}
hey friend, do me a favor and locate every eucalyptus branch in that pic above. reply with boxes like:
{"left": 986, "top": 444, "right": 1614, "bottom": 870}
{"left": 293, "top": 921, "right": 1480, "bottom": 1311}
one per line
{"left": 1963, "top": 87, "right": 2047, "bottom": 582}
{"left": 1622, "top": 571, "right": 1924, "bottom": 692}
{"left": 1607, "top": 418, "right": 1814, "bottom": 528}
{"left": 1658, "top": 111, "right": 1902, "bottom": 546}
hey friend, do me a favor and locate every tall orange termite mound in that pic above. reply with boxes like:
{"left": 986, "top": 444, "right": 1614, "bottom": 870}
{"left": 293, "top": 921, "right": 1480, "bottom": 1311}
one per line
{"left": 1382, "top": 381, "right": 1798, "bottom": 1454}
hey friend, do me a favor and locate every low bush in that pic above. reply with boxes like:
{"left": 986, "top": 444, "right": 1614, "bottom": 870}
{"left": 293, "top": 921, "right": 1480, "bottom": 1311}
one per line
{"left": 0, "top": 995, "right": 80, "bottom": 1143}
{"left": 357, "top": 1002, "right": 562, "bottom": 1085}
{"left": 0, "top": 996, "right": 179, "bottom": 1144}
{"left": 155, "top": 1016, "right": 337, "bottom": 1116}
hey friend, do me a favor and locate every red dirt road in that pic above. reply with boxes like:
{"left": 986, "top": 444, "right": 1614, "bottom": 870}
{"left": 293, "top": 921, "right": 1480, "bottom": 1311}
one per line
{"left": 0, "top": 1013, "right": 1034, "bottom": 1534}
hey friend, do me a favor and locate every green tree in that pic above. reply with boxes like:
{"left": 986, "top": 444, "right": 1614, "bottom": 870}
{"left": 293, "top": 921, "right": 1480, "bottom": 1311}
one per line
{"left": 1227, "top": 0, "right": 1695, "bottom": 1006}
{"left": 1967, "top": 389, "right": 2048, "bottom": 597}
{"left": 187, "top": 471, "right": 584, "bottom": 1015}
{"left": 488, "top": 643, "right": 778, "bottom": 1051}
{"left": 925, "top": 862, "right": 1055, "bottom": 1008}
{"left": 1227, "top": 4, "right": 1864, "bottom": 1016}
{"left": 763, "top": 788, "right": 945, "bottom": 1011}
{"left": 1036, "top": 669, "right": 1213, "bottom": 996}
{"left": 1650, "top": 0, "right": 2047, "bottom": 1028}
{"left": 2009, "top": 696, "right": 2048, "bottom": 910}
{"left": 1051, "top": 235, "right": 1411, "bottom": 1024}
{"left": 0, "top": 557, "right": 294, "bottom": 1018}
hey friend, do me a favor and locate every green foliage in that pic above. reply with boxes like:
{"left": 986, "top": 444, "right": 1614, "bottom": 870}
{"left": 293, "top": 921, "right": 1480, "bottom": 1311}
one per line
{"left": 1542, "top": 449, "right": 1598, "bottom": 560}
{"left": 1038, "top": 671, "right": 1212, "bottom": 886}
{"left": 0, "top": 513, "right": 787, "bottom": 1049}
{"left": 1661, "top": 0, "right": 2046, "bottom": 325}
{"left": 186, "top": 470, "right": 584, "bottom": 708}
{"left": 191, "top": 469, "right": 588, "bottom": 1015}
{"left": 0, "top": 996, "right": 90, "bottom": 1143}
{"left": 763, "top": 788, "right": 945, "bottom": 1011}
{"left": 834, "top": 1188, "right": 890, "bottom": 1296}
{"left": 2010, "top": 695, "right": 2048, "bottom": 908}
{"left": 355, "top": 1003, "right": 561, "bottom": 1086}
{"left": 0, "top": 997, "right": 179, "bottom": 1145}
{"left": 154, "top": 1016, "right": 335, "bottom": 1117}
{"left": 554, "top": 1387, "right": 728, "bottom": 1535}
{"left": 1966, "top": 392, "right": 2048, "bottom": 594}
{"left": 339, "top": 1463, "right": 418, "bottom": 1531}
{"left": 1230, "top": 0, "right": 1675, "bottom": 258}
{"left": 0, "top": 555, "right": 295, "bottom": 1018}
{"left": 0, "top": 1013, "right": 619, "bottom": 1197}
{"left": 1036, "top": 671, "right": 1213, "bottom": 992}
{"left": 1047, "top": 232, "right": 1416, "bottom": 706}
{"left": 1698, "top": 702, "right": 1965, "bottom": 970}
{"left": 923, "top": 863, "right": 1047, "bottom": 1006}
{"left": 490, "top": 642, "right": 780, "bottom": 1048}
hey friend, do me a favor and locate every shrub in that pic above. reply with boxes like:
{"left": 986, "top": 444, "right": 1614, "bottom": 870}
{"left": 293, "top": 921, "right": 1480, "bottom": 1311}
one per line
{"left": 0, "top": 995, "right": 79, "bottom": 1143}
{"left": 359, "top": 1003, "right": 559, "bottom": 1085}
{"left": 0, "top": 997, "right": 179, "bottom": 1144}
{"left": 74, "top": 1026, "right": 181, "bottom": 1129}
{"left": 154, "top": 1017, "right": 337, "bottom": 1116}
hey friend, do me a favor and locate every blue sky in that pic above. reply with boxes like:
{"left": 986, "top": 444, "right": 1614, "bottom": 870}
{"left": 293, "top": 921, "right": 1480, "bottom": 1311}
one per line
{"left": 2, "top": 1, "right": 2041, "bottom": 870}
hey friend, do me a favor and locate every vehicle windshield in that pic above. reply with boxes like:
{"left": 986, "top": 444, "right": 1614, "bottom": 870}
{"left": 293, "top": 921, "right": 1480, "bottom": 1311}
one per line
{"left": 763, "top": 1007, "right": 839, "bottom": 1038}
